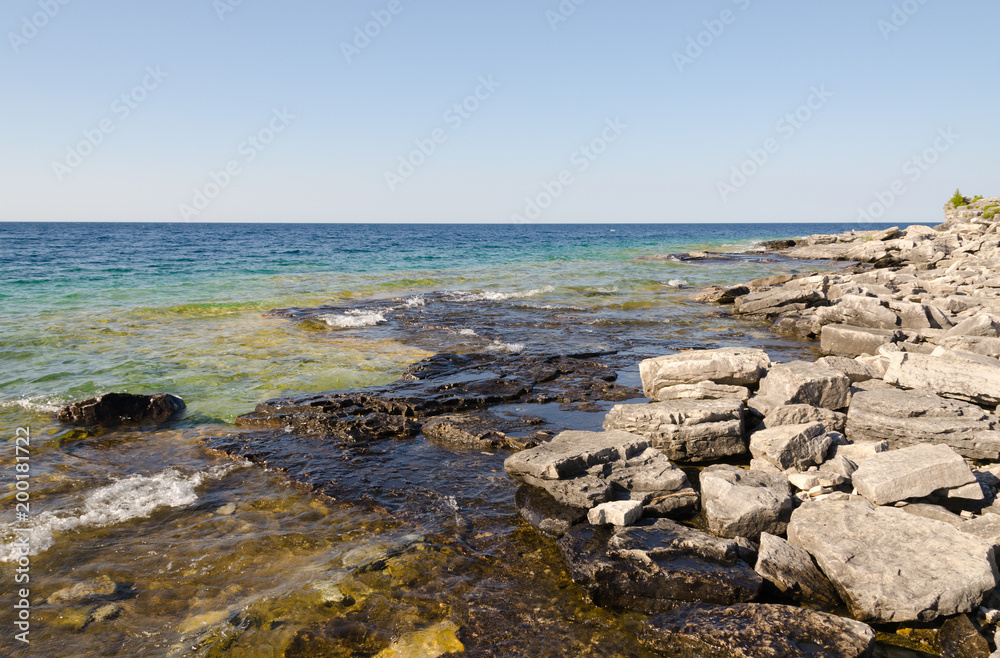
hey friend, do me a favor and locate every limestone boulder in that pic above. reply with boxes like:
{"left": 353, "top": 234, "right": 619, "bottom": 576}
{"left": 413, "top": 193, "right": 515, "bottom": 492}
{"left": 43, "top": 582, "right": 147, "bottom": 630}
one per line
{"left": 787, "top": 499, "right": 998, "bottom": 622}
{"left": 700, "top": 465, "right": 794, "bottom": 541}
{"left": 639, "top": 348, "right": 770, "bottom": 399}
{"left": 603, "top": 399, "right": 745, "bottom": 462}
{"left": 757, "top": 361, "right": 851, "bottom": 410}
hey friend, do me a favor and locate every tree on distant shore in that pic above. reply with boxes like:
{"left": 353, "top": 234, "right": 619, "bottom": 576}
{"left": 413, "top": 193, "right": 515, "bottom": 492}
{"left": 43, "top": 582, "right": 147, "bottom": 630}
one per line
{"left": 950, "top": 189, "right": 970, "bottom": 207}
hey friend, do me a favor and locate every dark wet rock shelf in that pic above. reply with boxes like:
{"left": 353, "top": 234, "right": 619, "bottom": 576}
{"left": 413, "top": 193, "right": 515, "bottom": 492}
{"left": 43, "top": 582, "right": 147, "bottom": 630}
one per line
{"left": 57, "top": 392, "right": 185, "bottom": 427}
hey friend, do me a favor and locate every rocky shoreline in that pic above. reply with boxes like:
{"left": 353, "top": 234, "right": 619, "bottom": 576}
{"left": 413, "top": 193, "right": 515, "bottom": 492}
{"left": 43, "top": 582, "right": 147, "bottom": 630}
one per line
{"left": 502, "top": 197, "right": 1000, "bottom": 657}
{"left": 48, "top": 198, "right": 1000, "bottom": 656}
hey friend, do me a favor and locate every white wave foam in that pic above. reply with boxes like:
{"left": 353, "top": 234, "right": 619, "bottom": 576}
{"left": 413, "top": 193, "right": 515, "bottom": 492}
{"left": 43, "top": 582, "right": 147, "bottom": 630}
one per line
{"left": 0, "top": 463, "right": 243, "bottom": 561}
{"left": 666, "top": 279, "right": 690, "bottom": 288}
{"left": 403, "top": 296, "right": 426, "bottom": 308}
{"left": 457, "top": 328, "right": 478, "bottom": 337}
{"left": 446, "top": 285, "right": 554, "bottom": 303}
{"left": 1, "top": 395, "right": 65, "bottom": 414}
{"left": 485, "top": 340, "right": 525, "bottom": 354}
{"left": 322, "top": 310, "right": 387, "bottom": 328}
{"left": 591, "top": 286, "right": 619, "bottom": 294}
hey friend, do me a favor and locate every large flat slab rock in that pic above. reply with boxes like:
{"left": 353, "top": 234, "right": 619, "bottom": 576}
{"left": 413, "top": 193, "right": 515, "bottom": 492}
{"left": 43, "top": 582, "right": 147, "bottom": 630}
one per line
{"left": 700, "top": 466, "right": 794, "bottom": 541}
{"left": 765, "top": 404, "right": 847, "bottom": 434}
{"left": 787, "top": 499, "right": 998, "bottom": 622}
{"left": 652, "top": 381, "right": 750, "bottom": 402}
{"left": 734, "top": 289, "right": 824, "bottom": 317}
{"left": 754, "top": 532, "right": 840, "bottom": 607}
{"left": 814, "top": 294, "right": 899, "bottom": 330}
{"left": 821, "top": 324, "right": 900, "bottom": 358}
{"left": 603, "top": 399, "right": 746, "bottom": 462}
{"left": 639, "top": 348, "right": 771, "bottom": 399}
{"left": 749, "top": 422, "right": 832, "bottom": 471}
{"left": 505, "top": 431, "right": 697, "bottom": 512}
{"left": 557, "top": 519, "right": 762, "bottom": 613}
{"left": 846, "top": 389, "right": 1000, "bottom": 460}
{"left": 757, "top": 361, "right": 851, "bottom": 411}
{"left": 851, "top": 444, "right": 975, "bottom": 505}
{"left": 504, "top": 430, "right": 649, "bottom": 481}
{"left": 641, "top": 603, "right": 875, "bottom": 658}
{"left": 883, "top": 351, "right": 1000, "bottom": 407}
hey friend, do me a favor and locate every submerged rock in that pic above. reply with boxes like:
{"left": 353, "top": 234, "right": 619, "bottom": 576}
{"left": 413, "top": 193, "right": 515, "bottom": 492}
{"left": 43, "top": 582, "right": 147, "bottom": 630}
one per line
{"left": 556, "top": 519, "right": 762, "bottom": 613}
{"left": 603, "top": 399, "right": 746, "bottom": 462}
{"left": 936, "top": 613, "right": 991, "bottom": 658}
{"left": 57, "top": 393, "right": 185, "bottom": 426}
{"left": 787, "top": 499, "right": 998, "bottom": 622}
{"left": 640, "top": 603, "right": 875, "bottom": 658}
{"left": 47, "top": 575, "right": 117, "bottom": 604}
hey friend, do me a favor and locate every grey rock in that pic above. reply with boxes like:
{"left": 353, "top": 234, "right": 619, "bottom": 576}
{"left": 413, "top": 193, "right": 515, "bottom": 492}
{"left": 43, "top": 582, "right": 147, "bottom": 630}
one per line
{"left": 89, "top": 603, "right": 122, "bottom": 624}
{"left": 787, "top": 471, "right": 847, "bottom": 491}
{"left": 757, "top": 361, "right": 851, "bottom": 410}
{"left": 639, "top": 348, "right": 771, "bottom": 399}
{"left": 830, "top": 441, "right": 889, "bottom": 470}
{"left": 883, "top": 351, "right": 1000, "bottom": 407}
{"left": 888, "top": 299, "right": 954, "bottom": 330}
{"left": 749, "top": 422, "right": 833, "bottom": 471}
{"left": 787, "top": 499, "right": 999, "bottom": 622}
{"left": 846, "top": 389, "right": 1000, "bottom": 460}
{"left": 754, "top": 532, "right": 840, "bottom": 607}
{"left": 603, "top": 399, "right": 746, "bottom": 462}
{"left": 852, "top": 443, "right": 975, "bottom": 505}
{"left": 960, "top": 514, "right": 1000, "bottom": 545}
{"left": 640, "top": 603, "right": 875, "bottom": 658}
{"left": 557, "top": 519, "right": 762, "bottom": 612}
{"left": 700, "top": 465, "right": 794, "bottom": 541}
{"left": 765, "top": 404, "right": 847, "bottom": 433}
{"left": 821, "top": 324, "right": 901, "bottom": 358}
{"left": 814, "top": 295, "right": 899, "bottom": 330}
{"left": 588, "top": 500, "right": 643, "bottom": 526}
{"left": 896, "top": 502, "right": 963, "bottom": 526}
{"left": 937, "top": 334, "right": 1000, "bottom": 359}
{"left": 651, "top": 381, "right": 750, "bottom": 402}
{"left": 504, "top": 429, "right": 648, "bottom": 481}
{"left": 816, "top": 355, "right": 882, "bottom": 383}
{"left": 734, "top": 289, "right": 825, "bottom": 317}
{"left": 945, "top": 312, "right": 1000, "bottom": 338}
{"left": 504, "top": 431, "right": 696, "bottom": 511}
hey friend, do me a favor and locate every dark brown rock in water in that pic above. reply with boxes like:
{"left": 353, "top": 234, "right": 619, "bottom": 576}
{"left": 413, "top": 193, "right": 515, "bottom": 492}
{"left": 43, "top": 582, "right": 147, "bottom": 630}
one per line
{"left": 758, "top": 239, "right": 798, "bottom": 250}
{"left": 235, "top": 352, "right": 639, "bottom": 443}
{"left": 514, "top": 484, "right": 587, "bottom": 537}
{"left": 57, "top": 393, "right": 185, "bottom": 426}
{"left": 556, "top": 518, "right": 762, "bottom": 613}
{"left": 937, "top": 613, "right": 991, "bottom": 658}
{"left": 692, "top": 284, "right": 750, "bottom": 304}
{"left": 641, "top": 603, "right": 875, "bottom": 658}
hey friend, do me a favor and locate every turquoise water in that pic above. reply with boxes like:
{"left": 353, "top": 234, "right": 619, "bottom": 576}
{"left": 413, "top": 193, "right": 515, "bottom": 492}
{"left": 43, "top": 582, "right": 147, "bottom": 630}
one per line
{"left": 1, "top": 222, "right": 921, "bottom": 657}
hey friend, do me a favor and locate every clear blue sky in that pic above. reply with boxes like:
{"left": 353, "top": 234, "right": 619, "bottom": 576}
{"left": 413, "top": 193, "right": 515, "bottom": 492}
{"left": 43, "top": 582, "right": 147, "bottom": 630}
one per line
{"left": 1, "top": 0, "right": 997, "bottom": 223}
